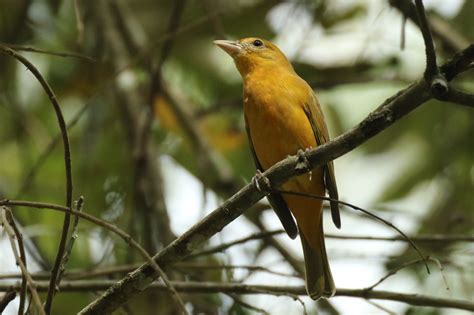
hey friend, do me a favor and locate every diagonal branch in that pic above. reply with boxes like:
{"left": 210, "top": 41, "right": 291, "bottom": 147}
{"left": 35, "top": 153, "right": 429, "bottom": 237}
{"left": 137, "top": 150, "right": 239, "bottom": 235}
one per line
{"left": 0, "top": 207, "right": 45, "bottom": 315}
{"left": 3, "top": 208, "right": 28, "bottom": 315}
{"left": 77, "top": 44, "right": 474, "bottom": 315}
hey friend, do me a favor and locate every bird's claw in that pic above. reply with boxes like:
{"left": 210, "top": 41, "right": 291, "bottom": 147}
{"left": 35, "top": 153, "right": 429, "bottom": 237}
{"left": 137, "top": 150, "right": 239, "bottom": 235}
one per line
{"left": 251, "top": 170, "right": 271, "bottom": 195}
{"left": 295, "top": 148, "right": 311, "bottom": 171}
{"left": 296, "top": 147, "right": 313, "bottom": 180}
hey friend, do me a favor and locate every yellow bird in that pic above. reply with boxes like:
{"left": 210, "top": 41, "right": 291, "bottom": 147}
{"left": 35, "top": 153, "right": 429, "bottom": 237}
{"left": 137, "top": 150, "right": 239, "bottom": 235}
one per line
{"left": 215, "top": 37, "right": 340, "bottom": 299}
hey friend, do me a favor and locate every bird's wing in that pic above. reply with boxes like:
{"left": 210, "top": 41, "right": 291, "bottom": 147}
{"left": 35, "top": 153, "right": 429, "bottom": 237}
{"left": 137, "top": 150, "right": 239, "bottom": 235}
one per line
{"left": 303, "top": 92, "right": 341, "bottom": 229}
{"left": 244, "top": 114, "right": 298, "bottom": 239}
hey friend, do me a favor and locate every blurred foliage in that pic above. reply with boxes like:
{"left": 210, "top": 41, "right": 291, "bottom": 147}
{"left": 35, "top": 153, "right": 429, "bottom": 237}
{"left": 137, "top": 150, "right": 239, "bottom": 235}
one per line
{"left": 0, "top": 0, "right": 472, "bottom": 314}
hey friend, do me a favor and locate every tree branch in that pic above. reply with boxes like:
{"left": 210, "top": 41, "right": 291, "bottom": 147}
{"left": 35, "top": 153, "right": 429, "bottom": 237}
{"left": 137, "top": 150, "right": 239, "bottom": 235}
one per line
{"left": 189, "top": 228, "right": 474, "bottom": 259}
{"left": 413, "top": 0, "right": 449, "bottom": 98}
{"left": 0, "top": 43, "right": 95, "bottom": 61}
{"left": 2, "top": 208, "right": 27, "bottom": 315}
{"left": 77, "top": 44, "right": 474, "bottom": 314}
{"left": 440, "top": 88, "right": 474, "bottom": 108}
{"left": 0, "top": 207, "right": 45, "bottom": 315}
{"left": 0, "top": 199, "right": 187, "bottom": 313}
{"left": 2, "top": 281, "right": 473, "bottom": 312}
{"left": 389, "top": 0, "right": 470, "bottom": 53}
{"left": 0, "top": 44, "right": 74, "bottom": 314}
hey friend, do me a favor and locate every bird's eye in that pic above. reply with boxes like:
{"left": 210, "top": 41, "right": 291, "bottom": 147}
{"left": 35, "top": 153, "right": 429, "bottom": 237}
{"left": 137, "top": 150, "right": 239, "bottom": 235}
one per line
{"left": 252, "top": 39, "right": 263, "bottom": 47}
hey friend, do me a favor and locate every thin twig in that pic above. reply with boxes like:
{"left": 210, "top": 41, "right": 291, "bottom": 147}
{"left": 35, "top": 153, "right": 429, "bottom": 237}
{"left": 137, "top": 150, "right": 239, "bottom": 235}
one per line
{"left": 0, "top": 207, "right": 45, "bottom": 315}
{"left": 274, "top": 189, "right": 430, "bottom": 274}
{"left": 0, "top": 199, "right": 187, "bottom": 314}
{"left": 56, "top": 197, "right": 84, "bottom": 289}
{"left": 0, "top": 44, "right": 74, "bottom": 314}
{"left": 0, "top": 262, "right": 299, "bottom": 281}
{"left": 188, "top": 230, "right": 284, "bottom": 258}
{"left": 5, "top": 281, "right": 472, "bottom": 311}
{"left": 188, "top": 228, "right": 473, "bottom": 258}
{"left": 366, "top": 300, "right": 397, "bottom": 315}
{"left": 364, "top": 258, "right": 430, "bottom": 291}
{"left": 325, "top": 233, "right": 474, "bottom": 243}
{"left": 177, "top": 263, "right": 299, "bottom": 279}
{"left": 227, "top": 293, "right": 270, "bottom": 314}
{"left": 0, "top": 43, "right": 95, "bottom": 62}
{"left": 16, "top": 103, "right": 90, "bottom": 197}
{"left": 6, "top": 210, "right": 27, "bottom": 315}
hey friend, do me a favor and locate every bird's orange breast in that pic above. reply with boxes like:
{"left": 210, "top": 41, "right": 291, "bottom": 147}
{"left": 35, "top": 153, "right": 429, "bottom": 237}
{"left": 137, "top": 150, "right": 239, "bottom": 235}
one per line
{"left": 243, "top": 70, "right": 324, "bottom": 196}
{"left": 244, "top": 71, "right": 315, "bottom": 170}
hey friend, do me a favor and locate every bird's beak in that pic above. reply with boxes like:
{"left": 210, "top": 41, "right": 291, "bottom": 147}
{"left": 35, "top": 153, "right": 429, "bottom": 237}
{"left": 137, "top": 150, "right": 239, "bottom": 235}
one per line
{"left": 214, "top": 40, "right": 242, "bottom": 56}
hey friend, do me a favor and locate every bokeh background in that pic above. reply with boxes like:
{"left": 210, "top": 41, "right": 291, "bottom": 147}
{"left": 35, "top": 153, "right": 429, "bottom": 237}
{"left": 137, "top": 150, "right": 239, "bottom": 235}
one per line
{"left": 0, "top": 0, "right": 473, "bottom": 314}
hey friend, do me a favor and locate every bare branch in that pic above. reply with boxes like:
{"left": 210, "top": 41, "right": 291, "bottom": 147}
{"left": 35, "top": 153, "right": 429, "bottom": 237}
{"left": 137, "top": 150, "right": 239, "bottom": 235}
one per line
{"left": 3, "top": 281, "right": 473, "bottom": 312}
{"left": 326, "top": 233, "right": 474, "bottom": 243}
{"left": 0, "top": 207, "right": 45, "bottom": 315}
{"left": 0, "top": 199, "right": 187, "bottom": 313}
{"left": 413, "top": 0, "right": 449, "bottom": 98}
{"left": 16, "top": 103, "right": 90, "bottom": 197}
{"left": 366, "top": 300, "right": 397, "bottom": 315}
{"left": 0, "top": 44, "right": 74, "bottom": 314}
{"left": 56, "top": 197, "right": 85, "bottom": 289}
{"left": 274, "top": 189, "right": 430, "bottom": 273}
{"left": 414, "top": 0, "right": 437, "bottom": 76}
{"left": 0, "top": 43, "right": 95, "bottom": 62}
{"left": 3, "top": 208, "right": 27, "bottom": 315}
{"left": 364, "top": 257, "right": 443, "bottom": 292}
{"left": 226, "top": 293, "right": 270, "bottom": 314}
{"left": 0, "top": 262, "right": 299, "bottom": 281}
{"left": 441, "top": 88, "right": 474, "bottom": 107}
{"left": 188, "top": 230, "right": 284, "bottom": 259}
{"left": 188, "top": 227, "right": 473, "bottom": 261}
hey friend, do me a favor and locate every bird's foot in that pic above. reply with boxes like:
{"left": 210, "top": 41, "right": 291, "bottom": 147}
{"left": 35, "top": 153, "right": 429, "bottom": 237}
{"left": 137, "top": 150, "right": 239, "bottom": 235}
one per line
{"left": 251, "top": 170, "right": 271, "bottom": 195}
{"left": 296, "top": 147, "right": 313, "bottom": 180}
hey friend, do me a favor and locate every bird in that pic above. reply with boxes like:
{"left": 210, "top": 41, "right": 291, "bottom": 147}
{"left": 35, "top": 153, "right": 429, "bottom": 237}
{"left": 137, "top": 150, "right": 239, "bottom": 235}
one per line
{"left": 214, "top": 37, "right": 340, "bottom": 299}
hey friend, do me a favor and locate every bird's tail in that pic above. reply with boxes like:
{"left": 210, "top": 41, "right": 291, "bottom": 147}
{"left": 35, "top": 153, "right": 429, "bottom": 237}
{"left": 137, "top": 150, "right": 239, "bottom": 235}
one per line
{"left": 299, "top": 221, "right": 335, "bottom": 299}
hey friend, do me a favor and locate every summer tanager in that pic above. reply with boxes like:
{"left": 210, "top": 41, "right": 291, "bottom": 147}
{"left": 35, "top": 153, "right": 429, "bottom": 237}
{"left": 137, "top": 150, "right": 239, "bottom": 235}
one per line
{"left": 215, "top": 38, "right": 341, "bottom": 299}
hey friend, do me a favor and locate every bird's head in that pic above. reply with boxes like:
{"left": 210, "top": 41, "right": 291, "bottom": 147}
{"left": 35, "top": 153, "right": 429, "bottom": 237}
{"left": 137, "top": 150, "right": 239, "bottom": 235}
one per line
{"left": 214, "top": 37, "right": 293, "bottom": 76}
